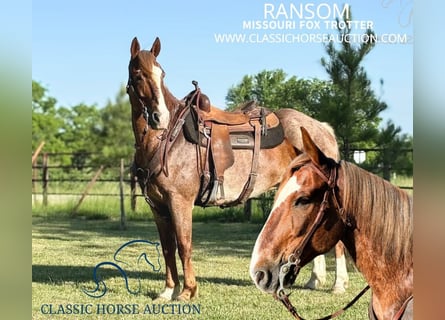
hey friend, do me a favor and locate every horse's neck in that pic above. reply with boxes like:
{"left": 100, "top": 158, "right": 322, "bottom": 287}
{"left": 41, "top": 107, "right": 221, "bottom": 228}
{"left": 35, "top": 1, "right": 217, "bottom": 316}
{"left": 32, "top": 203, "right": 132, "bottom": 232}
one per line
{"left": 338, "top": 164, "right": 413, "bottom": 315}
{"left": 354, "top": 232, "right": 413, "bottom": 320}
{"left": 163, "top": 86, "right": 181, "bottom": 115}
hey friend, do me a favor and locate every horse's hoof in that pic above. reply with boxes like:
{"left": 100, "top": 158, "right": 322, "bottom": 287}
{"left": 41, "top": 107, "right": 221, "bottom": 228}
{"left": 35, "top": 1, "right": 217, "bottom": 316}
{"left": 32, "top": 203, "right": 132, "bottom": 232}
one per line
{"left": 332, "top": 280, "right": 348, "bottom": 294}
{"left": 332, "top": 285, "right": 346, "bottom": 294}
{"left": 304, "top": 274, "right": 326, "bottom": 290}
{"left": 176, "top": 294, "right": 190, "bottom": 302}
{"left": 176, "top": 286, "right": 198, "bottom": 301}
{"left": 155, "top": 285, "right": 181, "bottom": 301}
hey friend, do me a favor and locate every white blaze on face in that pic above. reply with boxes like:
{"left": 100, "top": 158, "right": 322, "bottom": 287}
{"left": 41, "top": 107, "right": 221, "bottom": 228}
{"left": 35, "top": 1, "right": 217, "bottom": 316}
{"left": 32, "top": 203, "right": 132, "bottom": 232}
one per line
{"left": 270, "top": 175, "right": 301, "bottom": 213}
{"left": 249, "top": 175, "right": 301, "bottom": 282}
{"left": 151, "top": 65, "right": 170, "bottom": 129}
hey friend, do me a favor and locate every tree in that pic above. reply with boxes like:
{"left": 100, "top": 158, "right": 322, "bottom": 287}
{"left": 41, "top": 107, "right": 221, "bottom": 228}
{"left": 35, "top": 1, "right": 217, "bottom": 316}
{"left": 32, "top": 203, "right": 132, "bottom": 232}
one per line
{"left": 225, "top": 69, "right": 334, "bottom": 115}
{"left": 95, "top": 86, "right": 135, "bottom": 165}
{"left": 318, "top": 10, "right": 387, "bottom": 160}
{"left": 32, "top": 81, "right": 65, "bottom": 152}
{"left": 226, "top": 70, "right": 288, "bottom": 110}
{"left": 57, "top": 103, "right": 101, "bottom": 153}
{"left": 362, "top": 120, "right": 413, "bottom": 180}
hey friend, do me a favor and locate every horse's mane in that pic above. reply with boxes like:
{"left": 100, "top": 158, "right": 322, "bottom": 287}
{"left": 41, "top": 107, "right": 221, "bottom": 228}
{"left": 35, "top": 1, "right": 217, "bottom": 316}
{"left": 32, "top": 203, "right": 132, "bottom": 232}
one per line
{"left": 341, "top": 161, "right": 413, "bottom": 268}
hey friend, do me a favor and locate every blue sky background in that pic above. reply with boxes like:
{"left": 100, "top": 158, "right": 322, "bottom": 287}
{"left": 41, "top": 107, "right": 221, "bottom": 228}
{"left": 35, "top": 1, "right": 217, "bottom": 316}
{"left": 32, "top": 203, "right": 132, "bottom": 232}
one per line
{"left": 32, "top": 0, "right": 413, "bottom": 134}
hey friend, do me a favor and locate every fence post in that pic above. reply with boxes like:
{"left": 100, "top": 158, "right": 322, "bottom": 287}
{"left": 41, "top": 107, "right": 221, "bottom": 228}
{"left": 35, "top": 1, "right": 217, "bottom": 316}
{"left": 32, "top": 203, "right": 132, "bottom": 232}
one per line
{"left": 32, "top": 141, "right": 45, "bottom": 165}
{"left": 244, "top": 199, "right": 252, "bottom": 222}
{"left": 32, "top": 165, "right": 37, "bottom": 204}
{"left": 42, "top": 153, "right": 49, "bottom": 206}
{"left": 119, "top": 159, "right": 127, "bottom": 230}
{"left": 71, "top": 165, "right": 104, "bottom": 216}
{"left": 130, "top": 170, "right": 137, "bottom": 211}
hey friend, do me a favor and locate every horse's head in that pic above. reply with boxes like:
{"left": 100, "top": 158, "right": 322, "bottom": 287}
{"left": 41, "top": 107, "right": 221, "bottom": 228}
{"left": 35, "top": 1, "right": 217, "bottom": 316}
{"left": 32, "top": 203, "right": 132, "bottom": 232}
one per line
{"left": 250, "top": 127, "right": 345, "bottom": 295}
{"left": 127, "top": 37, "right": 170, "bottom": 130}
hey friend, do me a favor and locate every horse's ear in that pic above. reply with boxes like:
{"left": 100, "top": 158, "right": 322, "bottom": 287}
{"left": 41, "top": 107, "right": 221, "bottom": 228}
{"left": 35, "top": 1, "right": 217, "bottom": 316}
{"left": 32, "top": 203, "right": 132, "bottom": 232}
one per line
{"left": 301, "top": 127, "right": 328, "bottom": 166}
{"left": 150, "top": 37, "right": 161, "bottom": 57}
{"left": 130, "top": 37, "right": 140, "bottom": 58}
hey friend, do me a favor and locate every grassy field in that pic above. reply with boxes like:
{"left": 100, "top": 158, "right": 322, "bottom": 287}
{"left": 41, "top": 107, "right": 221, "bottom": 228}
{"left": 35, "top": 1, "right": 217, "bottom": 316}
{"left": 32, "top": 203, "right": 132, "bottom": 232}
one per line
{"left": 32, "top": 217, "right": 371, "bottom": 320}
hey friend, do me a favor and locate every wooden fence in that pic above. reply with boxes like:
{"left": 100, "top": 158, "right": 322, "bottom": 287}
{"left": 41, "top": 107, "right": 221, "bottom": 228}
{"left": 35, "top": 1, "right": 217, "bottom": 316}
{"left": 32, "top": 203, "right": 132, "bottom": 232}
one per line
{"left": 31, "top": 151, "right": 143, "bottom": 230}
{"left": 32, "top": 149, "right": 413, "bottom": 226}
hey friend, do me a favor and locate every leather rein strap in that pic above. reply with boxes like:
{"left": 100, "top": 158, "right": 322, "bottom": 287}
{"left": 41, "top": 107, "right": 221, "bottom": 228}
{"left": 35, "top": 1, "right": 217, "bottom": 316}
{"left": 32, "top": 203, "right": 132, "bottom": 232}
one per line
{"left": 275, "top": 160, "right": 370, "bottom": 320}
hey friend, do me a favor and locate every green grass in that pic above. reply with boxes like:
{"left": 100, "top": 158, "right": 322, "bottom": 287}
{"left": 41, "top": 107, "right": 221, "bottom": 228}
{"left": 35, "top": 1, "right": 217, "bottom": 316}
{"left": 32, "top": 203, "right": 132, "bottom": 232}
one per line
{"left": 33, "top": 217, "right": 370, "bottom": 319}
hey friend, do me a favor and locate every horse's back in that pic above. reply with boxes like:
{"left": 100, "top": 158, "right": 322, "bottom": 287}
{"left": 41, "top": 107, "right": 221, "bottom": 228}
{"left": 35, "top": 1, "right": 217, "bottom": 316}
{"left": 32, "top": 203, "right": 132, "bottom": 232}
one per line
{"left": 275, "top": 108, "right": 340, "bottom": 162}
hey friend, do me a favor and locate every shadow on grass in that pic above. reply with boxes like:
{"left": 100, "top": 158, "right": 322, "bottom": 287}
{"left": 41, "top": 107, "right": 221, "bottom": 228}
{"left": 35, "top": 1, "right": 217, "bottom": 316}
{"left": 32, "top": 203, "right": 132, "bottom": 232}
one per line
{"left": 32, "top": 264, "right": 163, "bottom": 284}
{"left": 32, "top": 264, "right": 252, "bottom": 288}
{"left": 33, "top": 217, "right": 264, "bottom": 258}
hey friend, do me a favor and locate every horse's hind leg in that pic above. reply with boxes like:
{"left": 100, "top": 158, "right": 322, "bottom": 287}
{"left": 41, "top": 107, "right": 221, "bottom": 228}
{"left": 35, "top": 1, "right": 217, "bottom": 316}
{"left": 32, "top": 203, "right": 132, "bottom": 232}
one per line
{"left": 304, "top": 242, "right": 349, "bottom": 293}
{"left": 169, "top": 197, "right": 197, "bottom": 301}
{"left": 332, "top": 241, "right": 349, "bottom": 294}
{"left": 152, "top": 206, "right": 181, "bottom": 301}
{"left": 305, "top": 255, "right": 327, "bottom": 289}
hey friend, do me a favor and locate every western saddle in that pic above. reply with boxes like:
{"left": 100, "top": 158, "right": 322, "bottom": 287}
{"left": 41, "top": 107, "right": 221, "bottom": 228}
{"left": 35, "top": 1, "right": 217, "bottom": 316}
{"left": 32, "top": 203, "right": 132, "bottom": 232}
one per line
{"left": 161, "top": 81, "right": 284, "bottom": 207}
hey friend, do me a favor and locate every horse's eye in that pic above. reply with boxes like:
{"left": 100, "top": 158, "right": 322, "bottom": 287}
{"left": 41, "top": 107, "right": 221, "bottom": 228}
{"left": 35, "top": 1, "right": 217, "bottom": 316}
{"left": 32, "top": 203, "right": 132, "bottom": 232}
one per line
{"left": 295, "top": 196, "right": 311, "bottom": 207}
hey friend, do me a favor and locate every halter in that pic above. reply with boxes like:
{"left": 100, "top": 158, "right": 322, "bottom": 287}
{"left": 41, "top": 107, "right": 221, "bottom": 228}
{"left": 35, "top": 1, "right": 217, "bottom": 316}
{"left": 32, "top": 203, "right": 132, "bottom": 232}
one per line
{"left": 274, "top": 159, "right": 371, "bottom": 320}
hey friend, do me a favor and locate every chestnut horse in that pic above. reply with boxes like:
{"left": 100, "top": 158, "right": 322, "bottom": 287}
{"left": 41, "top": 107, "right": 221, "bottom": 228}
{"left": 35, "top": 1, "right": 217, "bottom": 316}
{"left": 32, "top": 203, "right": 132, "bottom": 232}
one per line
{"left": 127, "top": 36, "right": 347, "bottom": 301}
{"left": 250, "top": 127, "right": 413, "bottom": 319}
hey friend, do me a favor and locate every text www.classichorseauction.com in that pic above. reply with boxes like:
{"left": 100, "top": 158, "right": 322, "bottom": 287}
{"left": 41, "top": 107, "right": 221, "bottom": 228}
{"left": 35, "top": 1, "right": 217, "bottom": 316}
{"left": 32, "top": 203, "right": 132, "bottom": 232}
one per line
{"left": 214, "top": 2, "right": 412, "bottom": 44}
{"left": 38, "top": 240, "right": 201, "bottom": 316}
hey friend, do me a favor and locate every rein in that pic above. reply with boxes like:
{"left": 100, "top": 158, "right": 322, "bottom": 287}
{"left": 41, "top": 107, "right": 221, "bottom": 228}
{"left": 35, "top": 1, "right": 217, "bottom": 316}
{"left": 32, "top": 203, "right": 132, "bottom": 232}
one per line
{"left": 275, "top": 160, "right": 370, "bottom": 320}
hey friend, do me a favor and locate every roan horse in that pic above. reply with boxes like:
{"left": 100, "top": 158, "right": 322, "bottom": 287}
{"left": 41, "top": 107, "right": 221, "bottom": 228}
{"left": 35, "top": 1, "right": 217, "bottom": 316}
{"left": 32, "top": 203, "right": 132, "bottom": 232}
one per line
{"left": 250, "top": 127, "right": 413, "bottom": 319}
{"left": 127, "top": 36, "right": 348, "bottom": 301}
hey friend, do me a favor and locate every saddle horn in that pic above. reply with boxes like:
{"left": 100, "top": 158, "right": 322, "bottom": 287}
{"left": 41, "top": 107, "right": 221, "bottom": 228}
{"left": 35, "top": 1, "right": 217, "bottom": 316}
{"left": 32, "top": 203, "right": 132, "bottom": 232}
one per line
{"left": 188, "top": 81, "right": 211, "bottom": 112}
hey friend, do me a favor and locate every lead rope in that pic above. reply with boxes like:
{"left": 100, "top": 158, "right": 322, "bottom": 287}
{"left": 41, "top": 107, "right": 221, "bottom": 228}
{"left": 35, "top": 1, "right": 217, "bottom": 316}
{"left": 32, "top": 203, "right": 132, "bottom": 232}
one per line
{"left": 276, "top": 285, "right": 370, "bottom": 320}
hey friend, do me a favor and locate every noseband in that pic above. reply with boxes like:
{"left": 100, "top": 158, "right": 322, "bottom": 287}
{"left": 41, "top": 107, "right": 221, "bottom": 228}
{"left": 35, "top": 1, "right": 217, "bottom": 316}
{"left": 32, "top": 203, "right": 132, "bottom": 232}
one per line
{"left": 275, "top": 160, "right": 370, "bottom": 320}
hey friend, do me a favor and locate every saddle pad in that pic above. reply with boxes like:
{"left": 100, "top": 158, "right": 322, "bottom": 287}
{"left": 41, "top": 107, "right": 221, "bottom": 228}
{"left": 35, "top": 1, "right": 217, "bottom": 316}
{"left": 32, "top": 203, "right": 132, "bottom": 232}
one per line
{"left": 183, "top": 111, "right": 285, "bottom": 149}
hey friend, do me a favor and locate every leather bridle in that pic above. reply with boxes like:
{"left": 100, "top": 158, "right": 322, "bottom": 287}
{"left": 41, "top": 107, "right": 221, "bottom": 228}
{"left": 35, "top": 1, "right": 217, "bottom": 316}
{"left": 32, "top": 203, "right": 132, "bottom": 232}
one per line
{"left": 126, "top": 76, "right": 152, "bottom": 134}
{"left": 126, "top": 61, "right": 167, "bottom": 131}
{"left": 274, "top": 159, "right": 371, "bottom": 320}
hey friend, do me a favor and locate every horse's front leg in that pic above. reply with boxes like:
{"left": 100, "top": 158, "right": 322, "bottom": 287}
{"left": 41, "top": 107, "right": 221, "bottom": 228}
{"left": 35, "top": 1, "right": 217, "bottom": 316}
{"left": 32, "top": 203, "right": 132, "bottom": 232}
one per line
{"left": 169, "top": 196, "right": 197, "bottom": 301}
{"left": 152, "top": 205, "right": 181, "bottom": 301}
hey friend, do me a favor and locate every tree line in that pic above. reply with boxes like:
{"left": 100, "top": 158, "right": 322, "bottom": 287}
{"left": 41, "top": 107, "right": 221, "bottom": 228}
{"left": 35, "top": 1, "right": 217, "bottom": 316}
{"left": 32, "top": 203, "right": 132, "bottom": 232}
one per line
{"left": 32, "top": 12, "right": 412, "bottom": 179}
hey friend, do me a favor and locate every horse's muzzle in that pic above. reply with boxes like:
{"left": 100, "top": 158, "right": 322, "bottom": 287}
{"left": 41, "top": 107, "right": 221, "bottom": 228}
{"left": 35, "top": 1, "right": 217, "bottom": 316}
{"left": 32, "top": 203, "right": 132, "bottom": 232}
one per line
{"left": 251, "top": 264, "right": 281, "bottom": 294}
{"left": 251, "top": 262, "right": 298, "bottom": 294}
{"left": 149, "top": 110, "right": 169, "bottom": 130}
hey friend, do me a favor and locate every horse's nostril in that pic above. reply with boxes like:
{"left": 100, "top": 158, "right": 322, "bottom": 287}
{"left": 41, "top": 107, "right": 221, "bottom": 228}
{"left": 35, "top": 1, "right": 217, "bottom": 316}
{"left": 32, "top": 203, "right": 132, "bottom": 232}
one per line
{"left": 152, "top": 112, "right": 161, "bottom": 125}
{"left": 255, "top": 270, "right": 265, "bottom": 283}
{"left": 255, "top": 270, "right": 270, "bottom": 288}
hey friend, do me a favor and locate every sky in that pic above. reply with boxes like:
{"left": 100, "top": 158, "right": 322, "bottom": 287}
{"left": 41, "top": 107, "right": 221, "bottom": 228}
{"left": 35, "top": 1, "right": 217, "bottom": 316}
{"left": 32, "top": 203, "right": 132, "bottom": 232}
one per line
{"left": 32, "top": 0, "right": 413, "bottom": 134}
